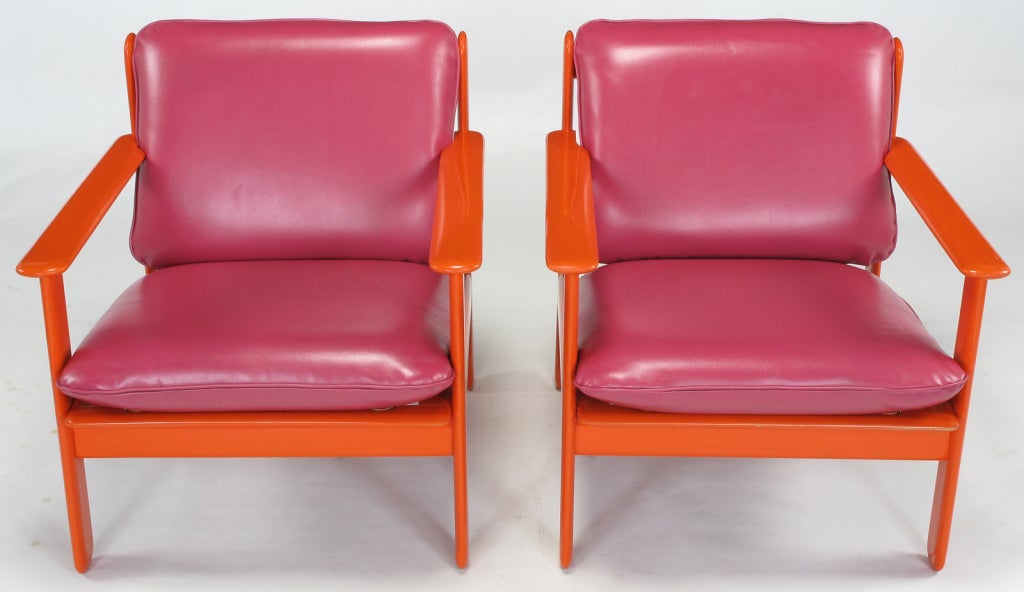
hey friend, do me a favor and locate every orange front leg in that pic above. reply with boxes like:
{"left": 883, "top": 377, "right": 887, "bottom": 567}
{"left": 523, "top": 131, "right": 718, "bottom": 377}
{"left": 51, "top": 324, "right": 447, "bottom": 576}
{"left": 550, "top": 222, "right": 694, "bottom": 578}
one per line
{"left": 449, "top": 274, "right": 469, "bottom": 568}
{"left": 40, "top": 276, "right": 94, "bottom": 572}
{"left": 559, "top": 274, "right": 580, "bottom": 568}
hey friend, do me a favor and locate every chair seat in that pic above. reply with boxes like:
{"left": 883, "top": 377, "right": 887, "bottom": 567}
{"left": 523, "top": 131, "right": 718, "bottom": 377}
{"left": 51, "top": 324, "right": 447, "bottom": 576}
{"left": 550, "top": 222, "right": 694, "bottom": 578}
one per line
{"left": 574, "top": 259, "right": 967, "bottom": 415}
{"left": 58, "top": 260, "right": 454, "bottom": 412}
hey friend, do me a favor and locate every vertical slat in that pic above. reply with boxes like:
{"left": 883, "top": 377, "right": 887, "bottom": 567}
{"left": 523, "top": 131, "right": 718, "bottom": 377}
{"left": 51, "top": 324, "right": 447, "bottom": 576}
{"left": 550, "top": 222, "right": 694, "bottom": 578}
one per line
{"left": 890, "top": 37, "right": 904, "bottom": 148}
{"left": 124, "top": 33, "right": 137, "bottom": 138}
{"left": 561, "top": 32, "right": 575, "bottom": 132}
{"left": 457, "top": 32, "right": 469, "bottom": 133}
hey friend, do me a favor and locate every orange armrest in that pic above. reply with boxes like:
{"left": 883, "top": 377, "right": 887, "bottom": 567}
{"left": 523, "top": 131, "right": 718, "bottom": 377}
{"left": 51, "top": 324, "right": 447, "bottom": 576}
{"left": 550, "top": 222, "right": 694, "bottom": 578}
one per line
{"left": 546, "top": 130, "right": 598, "bottom": 274}
{"left": 16, "top": 135, "right": 145, "bottom": 278}
{"left": 430, "top": 130, "right": 483, "bottom": 274}
{"left": 885, "top": 137, "right": 1009, "bottom": 280}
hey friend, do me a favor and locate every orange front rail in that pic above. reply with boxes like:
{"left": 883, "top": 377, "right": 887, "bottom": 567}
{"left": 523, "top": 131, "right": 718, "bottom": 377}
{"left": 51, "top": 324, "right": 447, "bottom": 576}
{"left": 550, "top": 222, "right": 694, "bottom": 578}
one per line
{"left": 885, "top": 138, "right": 1009, "bottom": 279}
{"left": 546, "top": 131, "right": 598, "bottom": 274}
{"left": 430, "top": 131, "right": 484, "bottom": 274}
{"left": 575, "top": 397, "right": 958, "bottom": 460}
{"left": 66, "top": 397, "right": 455, "bottom": 458}
{"left": 17, "top": 135, "right": 144, "bottom": 278}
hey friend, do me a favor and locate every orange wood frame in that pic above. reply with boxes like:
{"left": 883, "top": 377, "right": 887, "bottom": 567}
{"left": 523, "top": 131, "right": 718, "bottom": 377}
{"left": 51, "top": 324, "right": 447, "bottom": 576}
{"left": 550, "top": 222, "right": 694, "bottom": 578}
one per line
{"left": 547, "top": 31, "right": 1010, "bottom": 571}
{"left": 16, "top": 30, "right": 481, "bottom": 573}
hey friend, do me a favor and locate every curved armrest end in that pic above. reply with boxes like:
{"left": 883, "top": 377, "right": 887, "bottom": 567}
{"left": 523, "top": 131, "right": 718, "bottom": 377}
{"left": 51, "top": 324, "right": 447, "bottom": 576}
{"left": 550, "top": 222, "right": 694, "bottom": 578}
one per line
{"left": 430, "top": 131, "right": 484, "bottom": 274}
{"left": 546, "top": 130, "right": 598, "bottom": 274}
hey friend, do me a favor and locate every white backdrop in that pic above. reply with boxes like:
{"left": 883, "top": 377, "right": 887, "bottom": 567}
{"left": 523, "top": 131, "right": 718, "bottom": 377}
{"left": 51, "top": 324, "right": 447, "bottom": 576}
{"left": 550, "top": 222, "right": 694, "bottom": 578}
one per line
{"left": 2, "top": 2, "right": 1022, "bottom": 590}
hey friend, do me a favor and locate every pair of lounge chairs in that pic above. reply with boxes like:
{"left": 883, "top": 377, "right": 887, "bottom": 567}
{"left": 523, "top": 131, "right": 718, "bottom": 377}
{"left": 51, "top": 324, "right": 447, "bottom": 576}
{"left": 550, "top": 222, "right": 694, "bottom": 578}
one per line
{"left": 16, "top": 19, "right": 1008, "bottom": 573}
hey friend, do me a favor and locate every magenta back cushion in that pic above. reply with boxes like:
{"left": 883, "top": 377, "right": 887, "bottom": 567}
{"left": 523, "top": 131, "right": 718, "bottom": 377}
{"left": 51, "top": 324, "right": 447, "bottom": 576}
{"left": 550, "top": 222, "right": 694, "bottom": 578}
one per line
{"left": 130, "top": 20, "right": 458, "bottom": 268}
{"left": 574, "top": 20, "right": 897, "bottom": 264}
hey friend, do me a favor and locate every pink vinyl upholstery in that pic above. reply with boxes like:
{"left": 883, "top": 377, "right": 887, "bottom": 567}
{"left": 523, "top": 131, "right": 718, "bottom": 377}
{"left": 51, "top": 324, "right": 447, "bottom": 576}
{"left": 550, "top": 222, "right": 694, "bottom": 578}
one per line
{"left": 130, "top": 20, "right": 459, "bottom": 268}
{"left": 574, "top": 20, "right": 897, "bottom": 264}
{"left": 574, "top": 259, "right": 966, "bottom": 414}
{"left": 58, "top": 260, "right": 453, "bottom": 412}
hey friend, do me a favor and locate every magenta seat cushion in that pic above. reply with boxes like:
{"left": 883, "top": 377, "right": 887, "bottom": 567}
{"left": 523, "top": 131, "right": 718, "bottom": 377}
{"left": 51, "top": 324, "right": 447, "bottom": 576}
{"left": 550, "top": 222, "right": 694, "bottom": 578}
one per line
{"left": 574, "top": 260, "right": 966, "bottom": 415}
{"left": 57, "top": 260, "right": 453, "bottom": 412}
{"left": 574, "top": 20, "right": 897, "bottom": 264}
{"left": 130, "top": 20, "right": 458, "bottom": 268}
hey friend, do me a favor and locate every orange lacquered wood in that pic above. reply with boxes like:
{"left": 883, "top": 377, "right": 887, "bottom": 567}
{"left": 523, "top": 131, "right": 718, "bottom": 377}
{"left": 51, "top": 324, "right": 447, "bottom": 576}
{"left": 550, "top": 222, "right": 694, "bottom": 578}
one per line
{"left": 553, "top": 313, "right": 561, "bottom": 390}
{"left": 885, "top": 138, "right": 1009, "bottom": 279}
{"left": 429, "top": 30, "right": 482, "bottom": 276}
{"left": 67, "top": 397, "right": 454, "bottom": 458}
{"left": 448, "top": 274, "right": 469, "bottom": 568}
{"left": 559, "top": 274, "right": 580, "bottom": 568}
{"left": 552, "top": 33, "right": 588, "bottom": 567}
{"left": 16, "top": 135, "right": 144, "bottom": 278}
{"left": 575, "top": 397, "right": 957, "bottom": 460}
{"left": 891, "top": 38, "right": 903, "bottom": 147}
{"left": 561, "top": 31, "right": 574, "bottom": 131}
{"left": 457, "top": 32, "right": 468, "bottom": 132}
{"left": 547, "top": 31, "right": 596, "bottom": 275}
{"left": 124, "top": 33, "right": 137, "bottom": 137}
{"left": 927, "top": 276, "right": 988, "bottom": 569}
{"left": 430, "top": 131, "right": 484, "bottom": 273}
{"left": 467, "top": 320, "right": 475, "bottom": 391}
{"left": 546, "top": 131, "right": 598, "bottom": 273}
{"left": 40, "top": 276, "right": 94, "bottom": 572}
{"left": 950, "top": 277, "right": 988, "bottom": 417}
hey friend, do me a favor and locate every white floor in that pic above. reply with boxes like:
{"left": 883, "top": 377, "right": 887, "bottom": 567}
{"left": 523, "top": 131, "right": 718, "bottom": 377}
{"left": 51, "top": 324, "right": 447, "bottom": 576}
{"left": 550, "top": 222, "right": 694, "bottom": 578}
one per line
{"left": 2, "top": 1, "right": 1023, "bottom": 590}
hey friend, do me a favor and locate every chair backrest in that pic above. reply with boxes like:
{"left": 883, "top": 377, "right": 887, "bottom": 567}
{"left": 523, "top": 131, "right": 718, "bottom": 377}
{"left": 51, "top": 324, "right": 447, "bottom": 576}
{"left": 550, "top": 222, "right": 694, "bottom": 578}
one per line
{"left": 574, "top": 19, "right": 897, "bottom": 265}
{"left": 129, "top": 20, "right": 459, "bottom": 268}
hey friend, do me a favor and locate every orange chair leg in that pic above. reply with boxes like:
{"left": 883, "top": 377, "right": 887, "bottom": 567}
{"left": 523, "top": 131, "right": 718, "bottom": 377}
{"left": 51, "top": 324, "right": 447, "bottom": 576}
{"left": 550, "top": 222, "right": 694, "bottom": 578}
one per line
{"left": 453, "top": 427, "right": 469, "bottom": 569}
{"left": 40, "top": 276, "right": 93, "bottom": 572}
{"left": 927, "top": 429, "right": 967, "bottom": 570}
{"left": 927, "top": 277, "right": 988, "bottom": 570}
{"left": 559, "top": 425, "right": 576, "bottom": 569}
{"left": 559, "top": 274, "right": 579, "bottom": 568}
{"left": 58, "top": 439, "right": 94, "bottom": 573}
{"left": 449, "top": 275, "right": 469, "bottom": 568}
{"left": 467, "top": 321, "right": 474, "bottom": 391}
